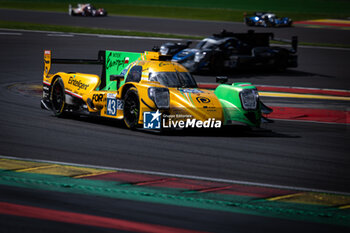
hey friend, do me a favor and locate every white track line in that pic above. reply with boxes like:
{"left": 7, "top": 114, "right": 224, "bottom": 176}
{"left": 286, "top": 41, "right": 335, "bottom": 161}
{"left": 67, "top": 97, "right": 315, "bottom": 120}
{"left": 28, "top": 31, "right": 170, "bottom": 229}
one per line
{"left": 0, "top": 154, "right": 349, "bottom": 196}
{"left": 0, "top": 28, "right": 184, "bottom": 41}
{"left": 1, "top": 28, "right": 350, "bottom": 50}
{"left": 47, "top": 33, "right": 74, "bottom": 37}
{"left": 97, "top": 34, "right": 182, "bottom": 41}
{"left": 0, "top": 32, "right": 22, "bottom": 36}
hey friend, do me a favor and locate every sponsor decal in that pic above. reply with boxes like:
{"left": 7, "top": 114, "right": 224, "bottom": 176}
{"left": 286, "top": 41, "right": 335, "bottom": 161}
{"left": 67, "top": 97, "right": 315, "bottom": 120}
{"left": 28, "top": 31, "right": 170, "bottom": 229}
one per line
{"left": 65, "top": 89, "right": 83, "bottom": 99}
{"left": 158, "top": 62, "right": 169, "bottom": 67}
{"left": 92, "top": 94, "right": 104, "bottom": 102}
{"left": 105, "top": 51, "right": 142, "bottom": 87}
{"left": 196, "top": 96, "right": 211, "bottom": 104}
{"left": 179, "top": 88, "right": 203, "bottom": 93}
{"left": 143, "top": 110, "right": 161, "bottom": 129}
{"left": 106, "top": 52, "right": 128, "bottom": 71}
{"left": 68, "top": 77, "right": 89, "bottom": 90}
{"left": 107, "top": 93, "right": 117, "bottom": 98}
{"left": 116, "top": 99, "right": 124, "bottom": 110}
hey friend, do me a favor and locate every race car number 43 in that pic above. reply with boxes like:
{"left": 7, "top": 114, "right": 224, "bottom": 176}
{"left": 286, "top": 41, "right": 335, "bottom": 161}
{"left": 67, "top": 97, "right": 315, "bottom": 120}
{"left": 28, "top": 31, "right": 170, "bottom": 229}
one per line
{"left": 107, "top": 98, "right": 123, "bottom": 116}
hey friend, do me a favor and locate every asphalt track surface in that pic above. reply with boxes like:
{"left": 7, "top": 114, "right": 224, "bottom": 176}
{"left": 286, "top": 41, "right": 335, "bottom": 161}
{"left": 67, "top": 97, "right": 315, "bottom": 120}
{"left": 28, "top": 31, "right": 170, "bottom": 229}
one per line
{"left": 1, "top": 8, "right": 350, "bottom": 45}
{"left": 0, "top": 13, "right": 349, "bottom": 232}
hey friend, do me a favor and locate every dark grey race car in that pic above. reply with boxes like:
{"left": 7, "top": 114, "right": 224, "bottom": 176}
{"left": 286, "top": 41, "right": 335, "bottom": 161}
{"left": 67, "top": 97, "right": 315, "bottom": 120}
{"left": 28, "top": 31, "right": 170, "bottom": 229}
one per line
{"left": 160, "top": 30, "right": 298, "bottom": 73}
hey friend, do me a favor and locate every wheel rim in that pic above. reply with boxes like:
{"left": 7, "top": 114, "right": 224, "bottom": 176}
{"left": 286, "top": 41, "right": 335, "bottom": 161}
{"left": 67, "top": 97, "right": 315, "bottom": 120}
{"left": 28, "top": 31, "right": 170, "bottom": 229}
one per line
{"left": 124, "top": 93, "right": 139, "bottom": 128}
{"left": 52, "top": 81, "right": 64, "bottom": 114}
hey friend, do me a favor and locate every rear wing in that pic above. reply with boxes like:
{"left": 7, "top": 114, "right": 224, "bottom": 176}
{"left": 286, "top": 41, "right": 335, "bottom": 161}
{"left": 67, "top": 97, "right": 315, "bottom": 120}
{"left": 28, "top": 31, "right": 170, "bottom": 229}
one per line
{"left": 213, "top": 30, "right": 273, "bottom": 47}
{"left": 43, "top": 50, "right": 103, "bottom": 78}
{"left": 43, "top": 50, "right": 161, "bottom": 90}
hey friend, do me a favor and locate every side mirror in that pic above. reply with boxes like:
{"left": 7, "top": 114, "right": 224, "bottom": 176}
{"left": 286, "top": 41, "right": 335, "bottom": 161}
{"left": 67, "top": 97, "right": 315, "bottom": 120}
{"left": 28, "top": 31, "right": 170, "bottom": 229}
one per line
{"left": 110, "top": 75, "right": 125, "bottom": 90}
{"left": 110, "top": 75, "right": 124, "bottom": 82}
{"left": 152, "top": 46, "right": 160, "bottom": 52}
{"left": 216, "top": 76, "right": 228, "bottom": 84}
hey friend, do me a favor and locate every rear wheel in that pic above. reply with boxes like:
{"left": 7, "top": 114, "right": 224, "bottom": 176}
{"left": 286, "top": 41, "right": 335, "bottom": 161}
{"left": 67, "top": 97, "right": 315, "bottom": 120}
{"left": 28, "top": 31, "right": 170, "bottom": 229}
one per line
{"left": 123, "top": 88, "right": 140, "bottom": 129}
{"left": 275, "top": 49, "right": 289, "bottom": 71}
{"left": 50, "top": 77, "right": 66, "bottom": 117}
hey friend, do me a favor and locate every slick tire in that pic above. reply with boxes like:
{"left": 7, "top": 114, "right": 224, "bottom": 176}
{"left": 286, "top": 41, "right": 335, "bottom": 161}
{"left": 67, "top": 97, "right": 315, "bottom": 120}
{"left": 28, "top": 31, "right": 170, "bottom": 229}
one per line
{"left": 50, "top": 77, "right": 66, "bottom": 117}
{"left": 123, "top": 87, "right": 140, "bottom": 129}
{"left": 275, "top": 50, "right": 289, "bottom": 71}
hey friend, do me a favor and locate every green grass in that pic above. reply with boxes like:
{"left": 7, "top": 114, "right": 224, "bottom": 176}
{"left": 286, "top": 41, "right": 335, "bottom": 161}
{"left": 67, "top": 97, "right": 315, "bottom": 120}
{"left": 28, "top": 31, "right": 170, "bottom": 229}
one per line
{"left": 0, "top": 0, "right": 349, "bottom": 22}
{"left": 1, "top": 20, "right": 350, "bottom": 49}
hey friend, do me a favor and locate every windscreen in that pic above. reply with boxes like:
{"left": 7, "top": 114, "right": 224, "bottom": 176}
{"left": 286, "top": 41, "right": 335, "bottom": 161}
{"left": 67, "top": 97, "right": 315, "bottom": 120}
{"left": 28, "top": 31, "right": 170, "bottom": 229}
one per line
{"left": 196, "top": 39, "right": 219, "bottom": 50}
{"left": 149, "top": 72, "right": 197, "bottom": 88}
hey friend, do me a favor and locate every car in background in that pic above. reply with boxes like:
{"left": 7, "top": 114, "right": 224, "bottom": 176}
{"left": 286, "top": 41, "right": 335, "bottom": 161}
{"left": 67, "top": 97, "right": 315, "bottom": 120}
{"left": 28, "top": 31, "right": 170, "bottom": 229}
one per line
{"left": 69, "top": 3, "right": 107, "bottom": 17}
{"left": 171, "top": 30, "right": 298, "bottom": 73}
{"left": 41, "top": 50, "right": 272, "bottom": 130}
{"left": 244, "top": 12, "right": 292, "bottom": 27}
{"left": 153, "top": 41, "right": 192, "bottom": 56}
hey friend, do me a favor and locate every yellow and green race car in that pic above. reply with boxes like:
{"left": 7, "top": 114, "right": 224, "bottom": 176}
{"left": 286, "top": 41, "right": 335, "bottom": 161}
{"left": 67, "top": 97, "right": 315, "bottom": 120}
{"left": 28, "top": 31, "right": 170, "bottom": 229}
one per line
{"left": 41, "top": 50, "right": 271, "bottom": 130}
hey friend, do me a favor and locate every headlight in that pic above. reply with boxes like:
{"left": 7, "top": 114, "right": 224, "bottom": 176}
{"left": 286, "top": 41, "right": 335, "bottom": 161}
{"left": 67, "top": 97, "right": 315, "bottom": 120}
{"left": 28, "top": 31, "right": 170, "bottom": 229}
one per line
{"left": 240, "top": 89, "right": 259, "bottom": 110}
{"left": 148, "top": 87, "right": 170, "bottom": 109}
{"left": 194, "top": 52, "right": 206, "bottom": 62}
{"left": 159, "top": 46, "right": 169, "bottom": 55}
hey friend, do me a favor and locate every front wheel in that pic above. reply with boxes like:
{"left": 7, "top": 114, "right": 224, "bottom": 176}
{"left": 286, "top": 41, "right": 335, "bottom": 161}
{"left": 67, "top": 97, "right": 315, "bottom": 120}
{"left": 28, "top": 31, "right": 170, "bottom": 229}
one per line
{"left": 50, "top": 77, "right": 66, "bottom": 117}
{"left": 123, "top": 88, "right": 140, "bottom": 129}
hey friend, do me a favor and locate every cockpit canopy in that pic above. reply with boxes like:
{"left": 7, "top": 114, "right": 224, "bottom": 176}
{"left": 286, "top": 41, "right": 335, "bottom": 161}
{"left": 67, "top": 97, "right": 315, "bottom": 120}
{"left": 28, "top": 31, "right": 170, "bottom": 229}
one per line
{"left": 149, "top": 72, "right": 197, "bottom": 88}
{"left": 123, "top": 60, "right": 197, "bottom": 88}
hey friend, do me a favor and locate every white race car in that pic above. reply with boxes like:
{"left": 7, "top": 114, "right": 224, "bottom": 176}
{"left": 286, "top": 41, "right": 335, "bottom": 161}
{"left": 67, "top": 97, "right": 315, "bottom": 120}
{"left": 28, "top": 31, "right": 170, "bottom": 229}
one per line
{"left": 69, "top": 3, "right": 107, "bottom": 17}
